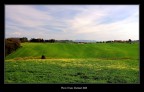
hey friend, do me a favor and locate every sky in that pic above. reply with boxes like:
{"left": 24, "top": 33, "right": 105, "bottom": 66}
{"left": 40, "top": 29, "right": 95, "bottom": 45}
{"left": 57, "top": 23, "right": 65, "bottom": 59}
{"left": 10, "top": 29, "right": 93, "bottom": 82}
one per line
{"left": 5, "top": 5, "right": 139, "bottom": 41}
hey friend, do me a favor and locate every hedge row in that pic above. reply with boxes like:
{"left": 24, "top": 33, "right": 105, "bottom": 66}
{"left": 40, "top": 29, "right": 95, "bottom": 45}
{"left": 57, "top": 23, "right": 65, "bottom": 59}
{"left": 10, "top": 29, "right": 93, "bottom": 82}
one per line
{"left": 5, "top": 38, "right": 21, "bottom": 56}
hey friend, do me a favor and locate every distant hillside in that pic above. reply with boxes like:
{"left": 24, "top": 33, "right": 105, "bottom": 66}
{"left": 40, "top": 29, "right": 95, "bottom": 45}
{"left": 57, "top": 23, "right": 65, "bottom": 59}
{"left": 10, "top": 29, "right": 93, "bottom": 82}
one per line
{"left": 74, "top": 40, "right": 97, "bottom": 42}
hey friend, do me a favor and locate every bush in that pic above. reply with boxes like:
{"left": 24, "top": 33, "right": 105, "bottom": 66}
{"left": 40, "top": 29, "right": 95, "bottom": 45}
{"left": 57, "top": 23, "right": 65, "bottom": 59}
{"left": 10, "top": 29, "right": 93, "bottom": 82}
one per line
{"left": 5, "top": 38, "right": 21, "bottom": 56}
{"left": 41, "top": 55, "right": 46, "bottom": 59}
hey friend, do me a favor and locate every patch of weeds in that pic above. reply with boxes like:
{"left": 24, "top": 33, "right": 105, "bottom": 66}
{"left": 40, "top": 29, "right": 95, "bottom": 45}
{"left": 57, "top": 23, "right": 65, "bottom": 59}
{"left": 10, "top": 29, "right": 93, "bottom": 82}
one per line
{"left": 74, "top": 72, "right": 89, "bottom": 79}
{"left": 107, "top": 76, "right": 127, "bottom": 83}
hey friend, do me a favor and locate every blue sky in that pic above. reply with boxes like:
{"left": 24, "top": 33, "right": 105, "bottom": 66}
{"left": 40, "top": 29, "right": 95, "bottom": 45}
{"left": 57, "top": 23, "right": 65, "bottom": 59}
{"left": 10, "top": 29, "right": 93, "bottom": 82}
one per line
{"left": 5, "top": 5, "right": 139, "bottom": 41}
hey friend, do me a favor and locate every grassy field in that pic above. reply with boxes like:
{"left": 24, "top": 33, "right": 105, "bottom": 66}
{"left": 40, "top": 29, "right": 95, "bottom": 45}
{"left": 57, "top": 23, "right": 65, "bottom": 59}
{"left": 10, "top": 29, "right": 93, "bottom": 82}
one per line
{"left": 5, "top": 42, "right": 139, "bottom": 84}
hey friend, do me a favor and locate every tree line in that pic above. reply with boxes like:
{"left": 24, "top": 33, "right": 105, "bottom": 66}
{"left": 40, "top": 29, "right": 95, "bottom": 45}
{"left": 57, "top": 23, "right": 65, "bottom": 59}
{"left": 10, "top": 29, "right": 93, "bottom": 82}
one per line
{"left": 30, "top": 38, "right": 55, "bottom": 43}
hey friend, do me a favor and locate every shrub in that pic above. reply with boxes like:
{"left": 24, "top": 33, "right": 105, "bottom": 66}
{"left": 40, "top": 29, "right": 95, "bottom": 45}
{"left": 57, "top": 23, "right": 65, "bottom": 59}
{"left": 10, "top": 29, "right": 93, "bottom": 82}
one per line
{"left": 5, "top": 38, "right": 21, "bottom": 56}
{"left": 41, "top": 55, "right": 46, "bottom": 59}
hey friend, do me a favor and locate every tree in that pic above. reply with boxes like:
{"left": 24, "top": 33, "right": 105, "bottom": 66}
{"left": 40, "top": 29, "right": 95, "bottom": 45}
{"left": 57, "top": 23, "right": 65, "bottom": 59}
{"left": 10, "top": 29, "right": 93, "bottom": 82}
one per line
{"left": 20, "top": 37, "right": 28, "bottom": 42}
{"left": 5, "top": 38, "right": 21, "bottom": 56}
{"left": 30, "top": 38, "right": 44, "bottom": 42}
{"left": 49, "top": 39, "right": 55, "bottom": 43}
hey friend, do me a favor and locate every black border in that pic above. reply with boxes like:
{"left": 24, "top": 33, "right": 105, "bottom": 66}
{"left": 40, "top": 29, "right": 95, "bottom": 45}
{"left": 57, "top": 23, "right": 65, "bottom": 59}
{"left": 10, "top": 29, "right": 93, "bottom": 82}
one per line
{"left": 1, "top": 0, "right": 144, "bottom": 91}
{"left": 0, "top": 1, "right": 4, "bottom": 91}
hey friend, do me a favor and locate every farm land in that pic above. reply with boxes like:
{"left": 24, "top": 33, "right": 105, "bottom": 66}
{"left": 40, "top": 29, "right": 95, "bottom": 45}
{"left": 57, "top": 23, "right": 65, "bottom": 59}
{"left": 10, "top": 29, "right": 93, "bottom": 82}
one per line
{"left": 5, "top": 42, "right": 139, "bottom": 84}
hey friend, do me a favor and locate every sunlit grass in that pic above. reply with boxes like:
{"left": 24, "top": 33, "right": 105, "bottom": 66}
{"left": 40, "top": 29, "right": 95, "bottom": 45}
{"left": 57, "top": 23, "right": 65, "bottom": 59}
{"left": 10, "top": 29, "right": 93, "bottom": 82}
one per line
{"left": 5, "top": 42, "right": 139, "bottom": 83}
{"left": 5, "top": 42, "right": 139, "bottom": 60}
{"left": 5, "top": 58, "right": 139, "bottom": 84}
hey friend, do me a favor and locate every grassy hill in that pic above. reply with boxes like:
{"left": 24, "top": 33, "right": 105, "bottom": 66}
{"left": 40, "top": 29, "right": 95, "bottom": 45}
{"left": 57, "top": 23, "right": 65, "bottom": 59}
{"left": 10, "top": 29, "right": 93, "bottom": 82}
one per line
{"left": 5, "top": 42, "right": 139, "bottom": 84}
{"left": 5, "top": 42, "right": 139, "bottom": 60}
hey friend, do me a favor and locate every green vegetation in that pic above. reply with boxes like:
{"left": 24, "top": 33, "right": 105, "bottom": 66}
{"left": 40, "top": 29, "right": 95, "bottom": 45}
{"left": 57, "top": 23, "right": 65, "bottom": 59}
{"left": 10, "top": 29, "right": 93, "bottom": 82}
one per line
{"left": 5, "top": 42, "right": 139, "bottom": 83}
{"left": 5, "top": 42, "right": 139, "bottom": 60}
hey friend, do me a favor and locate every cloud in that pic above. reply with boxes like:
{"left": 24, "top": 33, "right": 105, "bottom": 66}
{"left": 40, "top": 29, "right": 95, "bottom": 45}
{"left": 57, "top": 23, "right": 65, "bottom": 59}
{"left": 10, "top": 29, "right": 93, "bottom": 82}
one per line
{"left": 5, "top": 5, "right": 139, "bottom": 41}
{"left": 6, "top": 5, "right": 52, "bottom": 23}
{"left": 65, "top": 5, "right": 139, "bottom": 40}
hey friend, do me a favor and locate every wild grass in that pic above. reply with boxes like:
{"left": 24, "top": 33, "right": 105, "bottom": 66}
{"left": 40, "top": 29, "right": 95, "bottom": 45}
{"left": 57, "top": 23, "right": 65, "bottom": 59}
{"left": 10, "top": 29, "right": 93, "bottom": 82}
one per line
{"left": 5, "top": 42, "right": 139, "bottom": 83}
{"left": 5, "top": 58, "right": 139, "bottom": 84}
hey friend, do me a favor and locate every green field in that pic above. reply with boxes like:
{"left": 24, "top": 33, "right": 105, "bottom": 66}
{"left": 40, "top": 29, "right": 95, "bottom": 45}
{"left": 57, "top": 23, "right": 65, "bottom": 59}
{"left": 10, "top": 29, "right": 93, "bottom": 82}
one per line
{"left": 5, "top": 42, "right": 139, "bottom": 83}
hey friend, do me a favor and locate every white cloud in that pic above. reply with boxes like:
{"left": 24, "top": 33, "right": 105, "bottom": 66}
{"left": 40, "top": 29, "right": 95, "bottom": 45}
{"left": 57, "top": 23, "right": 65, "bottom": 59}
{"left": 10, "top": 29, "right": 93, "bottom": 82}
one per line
{"left": 65, "top": 5, "right": 139, "bottom": 40}
{"left": 12, "top": 32, "right": 21, "bottom": 36}
{"left": 5, "top": 5, "right": 139, "bottom": 40}
{"left": 5, "top": 5, "right": 53, "bottom": 27}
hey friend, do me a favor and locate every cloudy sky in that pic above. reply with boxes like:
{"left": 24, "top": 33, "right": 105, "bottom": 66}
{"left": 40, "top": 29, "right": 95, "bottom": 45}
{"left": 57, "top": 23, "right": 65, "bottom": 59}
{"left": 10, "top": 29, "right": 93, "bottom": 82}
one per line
{"left": 5, "top": 5, "right": 139, "bottom": 41}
